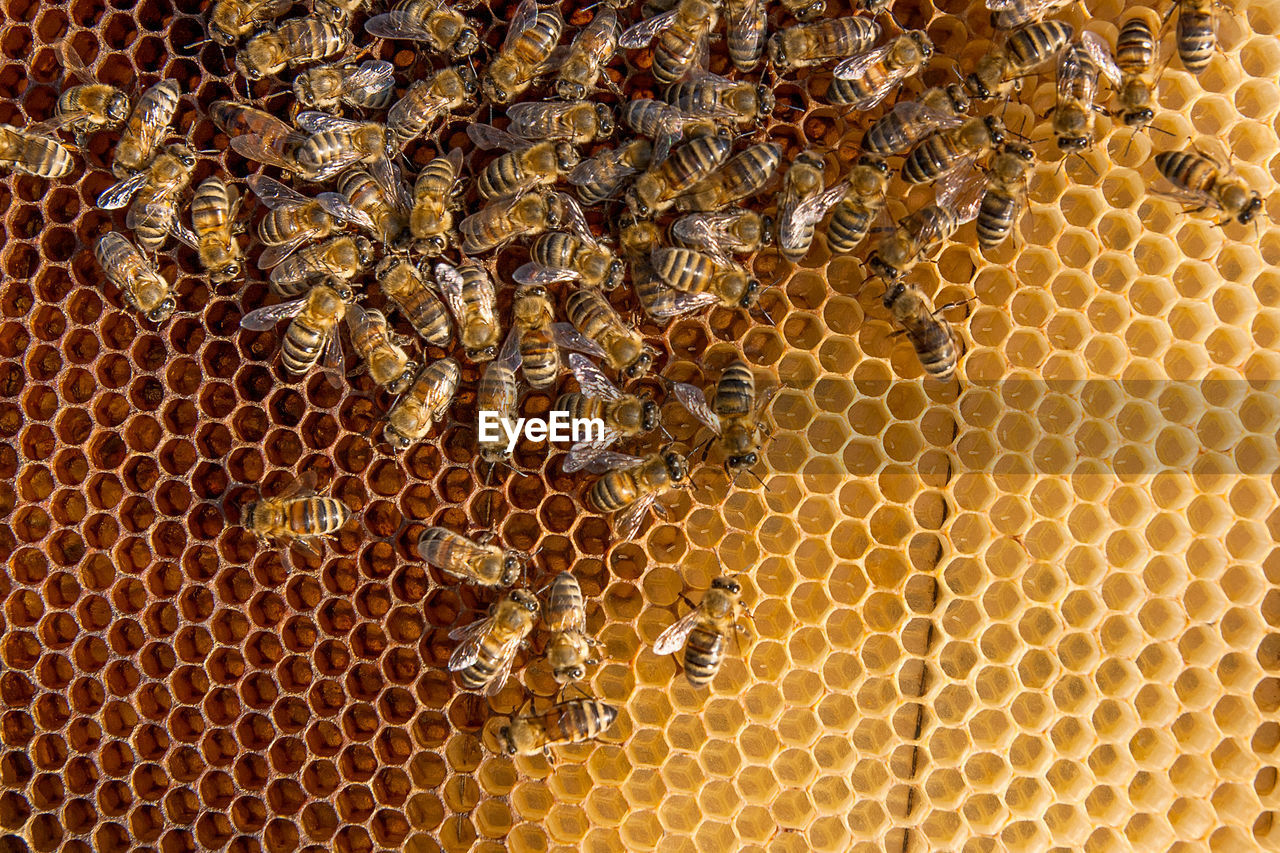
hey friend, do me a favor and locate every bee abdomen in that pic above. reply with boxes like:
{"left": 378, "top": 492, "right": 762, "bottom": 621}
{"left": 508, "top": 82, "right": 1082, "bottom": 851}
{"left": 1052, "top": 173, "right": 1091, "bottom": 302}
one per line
{"left": 1116, "top": 17, "right": 1154, "bottom": 72}
{"left": 552, "top": 700, "right": 617, "bottom": 742}
{"left": 1177, "top": 11, "right": 1214, "bottom": 72}
{"left": 1155, "top": 151, "right": 1215, "bottom": 194}
{"left": 285, "top": 496, "right": 351, "bottom": 536}
{"left": 683, "top": 626, "right": 726, "bottom": 685}
{"left": 908, "top": 322, "right": 958, "bottom": 380}
{"left": 714, "top": 361, "right": 755, "bottom": 417}
{"left": 192, "top": 177, "right": 231, "bottom": 233}
{"left": 556, "top": 393, "right": 600, "bottom": 423}
{"left": 282, "top": 320, "right": 328, "bottom": 375}
{"left": 827, "top": 199, "right": 871, "bottom": 253}
{"left": 902, "top": 134, "right": 958, "bottom": 184}
{"left": 653, "top": 247, "right": 715, "bottom": 292}
{"left": 588, "top": 471, "right": 636, "bottom": 512}
{"left": 1008, "top": 20, "right": 1073, "bottom": 69}
{"left": 520, "top": 328, "right": 559, "bottom": 388}
{"left": 976, "top": 191, "right": 1017, "bottom": 248}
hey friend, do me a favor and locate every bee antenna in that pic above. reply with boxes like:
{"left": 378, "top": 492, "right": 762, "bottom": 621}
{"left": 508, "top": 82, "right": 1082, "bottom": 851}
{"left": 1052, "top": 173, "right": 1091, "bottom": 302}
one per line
{"left": 747, "top": 468, "right": 770, "bottom": 491}
{"left": 187, "top": 38, "right": 212, "bottom": 49}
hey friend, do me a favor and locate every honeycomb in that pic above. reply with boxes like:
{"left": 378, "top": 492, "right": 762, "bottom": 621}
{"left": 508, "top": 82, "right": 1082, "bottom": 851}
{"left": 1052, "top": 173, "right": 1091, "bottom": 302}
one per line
{"left": 1, "top": 0, "right": 1279, "bottom": 847}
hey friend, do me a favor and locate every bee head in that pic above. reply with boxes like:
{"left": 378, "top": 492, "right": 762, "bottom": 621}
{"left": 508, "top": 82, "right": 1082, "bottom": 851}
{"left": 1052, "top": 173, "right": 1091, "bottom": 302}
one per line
{"left": 882, "top": 280, "right": 907, "bottom": 309}
{"left": 557, "top": 80, "right": 586, "bottom": 100}
{"left": 106, "top": 93, "right": 130, "bottom": 123}
{"left": 727, "top": 452, "right": 758, "bottom": 472}
{"left": 795, "top": 0, "right": 824, "bottom": 20}
{"left": 857, "top": 155, "right": 889, "bottom": 174}
{"left": 500, "top": 553, "right": 523, "bottom": 587}
{"left": 963, "top": 74, "right": 988, "bottom": 102}
{"left": 332, "top": 282, "right": 355, "bottom": 302}
{"left": 740, "top": 278, "right": 761, "bottom": 308}
{"left": 454, "top": 27, "right": 480, "bottom": 58}
{"left": 944, "top": 83, "right": 971, "bottom": 114}
{"left": 626, "top": 189, "right": 651, "bottom": 219}
{"left": 383, "top": 424, "right": 412, "bottom": 451}
{"left": 1239, "top": 194, "right": 1263, "bottom": 225}
{"left": 555, "top": 665, "right": 585, "bottom": 684}
{"left": 983, "top": 116, "right": 1005, "bottom": 146}
{"left": 513, "top": 590, "right": 540, "bottom": 613}
{"left": 214, "top": 261, "right": 241, "bottom": 283}
{"left": 758, "top": 214, "right": 776, "bottom": 245}
{"left": 594, "top": 103, "right": 616, "bottom": 136}
{"left": 387, "top": 362, "right": 419, "bottom": 396}
{"left": 147, "top": 297, "right": 176, "bottom": 323}
{"left": 868, "top": 253, "right": 897, "bottom": 283}
{"left": 1123, "top": 108, "right": 1154, "bottom": 127}
{"left": 606, "top": 259, "right": 626, "bottom": 289}
{"left": 497, "top": 726, "right": 517, "bottom": 755}
{"left": 641, "top": 400, "right": 660, "bottom": 432}
{"left": 1056, "top": 135, "right": 1088, "bottom": 152}
{"left": 239, "top": 500, "right": 258, "bottom": 527}
{"left": 1009, "top": 145, "right": 1034, "bottom": 163}
{"left": 554, "top": 143, "right": 581, "bottom": 172}
{"left": 470, "top": 344, "right": 499, "bottom": 362}
{"left": 766, "top": 35, "right": 786, "bottom": 67}
{"left": 625, "top": 350, "right": 652, "bottom": 379}
{"left": 711, "top": 576, "right": 741, "bottom": 595}
{"left": 419, "top": 235, "right": 448, "bottom": 255}
{"left": 169, "top": 144, "right": 197, "bottom": 168}
{"left": 353, "top": 236, "right": 375, "bottom": 266}
{"left": 662, "top": 450, "right": 689, "bottom": 483}
{"left": 910, "top": 30, "right": 934, "bottom": 61}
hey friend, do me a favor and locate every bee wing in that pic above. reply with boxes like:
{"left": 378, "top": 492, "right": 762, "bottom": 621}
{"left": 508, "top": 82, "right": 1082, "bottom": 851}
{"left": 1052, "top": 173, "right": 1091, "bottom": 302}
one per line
{"left": 568, "top": 154, "right": 638, "bottom": 188}
{"left": 494, "top": 325, "right": 524, "bottom": 372}
{"left": 871, "top": 101, "right": 964, "bottom": 152}
{"left": 504, "top": 0, "right": 541, "bottom": 50}
{"left": 33, "top": 111, "right": 91, "bottom": 132}
{"left": 482, "top": 639, "right": 523, "bottom": 696}
{"left": 646, "top": 288, "right": 720, "bottom": 319}
{"left": 653, "top": 607, "right": 702, "bottom": 656}
{"left": 513, "top": 262, "right": 581, "bottom": 285}
{"left": 569, "top": 352, "right": 622, "bottom": 401}
{"left": 211, "top": 100, "right": 297, "bottom": 143}
{"left": 613, "top": 491, "right": 658, "bottom": 542}
{"left": 433, "top": 262, "right": 470, "bottom": 325}
{"left": 365, "top": 10, "right": 442, "bottom": 43}
{"left": 934, "top": 154, "right": 986, "bottom": 223}
{"left": 447, "top": 616, "right": 496, "bottom": 666}
{"left": 785, "top": 182, "right": 851, "bottom": 235}
{"left": 671, "top": 213, "right": 724, "bottom": 251}
{"left": 126, "top": 200, "right": 176, "bottom": 233}
{"left": 170, "top": 219, "right": 199, "bottom": 251}
{"left": 315, "top": 191, "right": 377, "bottom": 232}
{"left": 130, "top": 80, "right": 180, "bottom": 153}
{"left": 344, "top": 59, "right": 397, "bottom": 100}
{"left": 725, "top": 0, "right": 764, "bottom": 47}
{"left": 575, "top": 5, "right": 620, "bottom": 62}
{"left": 246, "top": 174, "right": 310, "bottom": 210}
{"left": 1056, "top": 44, "right": 1097, "bottom": 104}
{"left": 466, "top": 123, "right": 530, "bottom": 152}
{"left": 275, "top": 469, "right": 319, "bottom": 502}
{"left": 55, "top": 43, "right": 96, "bottom": 85}
{"left": 240, "top": 298, "right": 308, "bottom": 331}
{"left": 545, "top": 578, "right": 587, "bottom": 633}
{"left": 551, "top": 322, "right": 608, "bottom": 359}
{"left": 230, "top": 133, "right": 295, "bottom": 171}
{"left": 96, "top": 171, "right": 150, "bottom": 209}
{"left": 833, "top": 48, "right": 912, "bottom": 110}
{"left": 555, "top": 193, "right": 599, "bottom": 248}
{"left": 295, "top": 111, "right": 365, "bottom": 135}
{"left": 671, "top": 381, "right": 722, "bottom": 433}
{"left": 321, "top": 329, "right": 345, "bottom": 387}
{"left": 619, "top": 9, "right": 679, "bottom": 48}
{"left": 575, "top": 449, "right": 643, "bottom": 475}
{"left": 370, "top": 155, "right": 413, "bottom": 215}
{"left": 506, "top": 101, "right": 572, "bottom": 138}
{"left": 258, "top": 235, "right": 315, "bottom": 269}
{"left": 1080, "top": 30, "right": 1122, "bottom": 86}
{"left": 753, "top": 384, "right": 779, "bottom": 423}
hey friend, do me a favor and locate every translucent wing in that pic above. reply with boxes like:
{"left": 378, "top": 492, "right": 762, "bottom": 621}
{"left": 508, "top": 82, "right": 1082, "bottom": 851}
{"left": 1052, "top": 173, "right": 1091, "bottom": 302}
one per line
{"left": 230, "top": 134, "right": 295, "bottom": 171}
{"left": 96, "top": 171, "right": 149, "bottom": 209}
{"left": 482, "top": 641, "right": 522, "bottom": 696}
{"left": 833, "top": 42, "right": 890, "bottom": 82}
{"left": 170, "top": 219, "right": 199, "bottom": 251}
{"left": 869, "top": 101, "right": 964, "bottom": 153}
{"left": 834, "top": 47, "right": 913, "bottom": 109}
{"left": 258, "top": 234, "right": 312, "bottom": 269}
{"left": 753, "top": 385, "right": 779, "bottom": 422}
{"left": 295, "top": 111, "right": 365, "bottom": 135}
{"left": 671, "top": 212, "right": 730, "bottom": 250}
{"left": 274, "top": 469, "right": 318, "bottom": 502}
{"left": 434, "top": 262, "right": 470, "bottom": 325}
{"left": 1081, "top": 30, "right": 1122, "bottom": 86}
{"left": 646, "top": 288, "right": 720, "bottom": 319}
{"left": 130, "top": 81, "right": 180, "bottom": 155}
{"left": 564, "top": 432, "right": 621, "bottom": 466}
{"left": 448, "top": 617, "right": 495, "bottom": 666}
{"left": 506, "top": 101, "right": 575, "bottom": 138}
{"left": 246, "top": 173, "right": 310, "bottom": 210}
{"left": 513, "top": 262, "right": 581, "bottom": 285}
{"left": 568, "top": 151, "right": 638, "bottom": 187}
{"left": 671, "top": 381, "right": 721, "bottom": 433}
{"left": 240, "top": 298, "right": 308, "bottom": 330}
{"left": 365, "top": 10, "right": 449, "bottom": 43}
{"left": 504, "top": 0, "right": 541, "bottom": 50}
{"left": 571, "top": 449, "right": 642, "bottom": 475}
{"left": 1057, "top": 43, "right": 1098, "bottom": 106}
{"left": 555, "top": 193, "right": 596, "bottom": 246}
{"left": 545, "top": 577, "right": 586, "bottom": 633}
{"left": 493, "top": 325, "right": 523, "bottom": 372}
{"left": 613, "top": 491, "right": 658, "bottom": 541}
{"left": 466, "top": 123, "right": 531, "bottom": 152}
{"left": 29, "top": 112, "right": 88, "bottom": 132}
{"left": 726, "top": 0, "right": 765, "bottom": 51}
{"left": 653, "top": 607, "right": 702, "bottom": 655}
{"left": 551, "top": 322, "right": 607, "bottom": 359}
{"left": 126, "top": 200, "right": 177, "bottom": 233}
{"left": 569, "top": 353, "right": 622, "bottom": 401}
{"left": 782, "top": 182, "right": 851, "bottom": 246}
{"left": 370, "top": 155, "right": 413, "bottom": 215}
{"left": 55, "top": 43, "right": 96, "bottom": 85}
{"left": 316, "top": 191, "right": 378, "bottom": 231}
{"left": 619, "top": 9, "right": 678, "bottom": 48}
{"left": 934, "top": 153, "right": 985, "bottom": 221}
{"left": 210, "top": 100, "right": 298, "bottom": 144}
{"left": 321, "top": 326, "right": 345, "bottom": 385}
{"left": 344, "top": 59, "right": 397, "bottom": 100}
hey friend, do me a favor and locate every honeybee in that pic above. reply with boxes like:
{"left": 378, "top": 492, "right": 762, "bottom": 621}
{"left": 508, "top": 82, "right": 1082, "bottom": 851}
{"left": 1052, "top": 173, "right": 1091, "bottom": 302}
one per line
{"left": 0, "top": 123, "right": 75, "bottom": 179}
{"left": 1154, "top": 147, "right": 1263, "bottom": 226}
{"left": 867, "top": 167, "right": 985, "bottom": 282}
{"left": 498, "top": 698, "right": 618, "bottom": 756}
{"left": 459, "top": 190, "right": 573, "bottom": 255}
{"left": 829, "top": 30, "right": 933, "bottom": 111}
{"left": 291, "top": 113, "right": 400, "bottom": 188}
{"left": 563, "top": 286, "right": 653, "bottom": 379}
{"left": 976, "top": 144, "right": 1034, "bottom": 249}
{"left": 620, "top": 0, "right": 719, "bottom": 85}
{"left": 292, "top": 59, "right": 397, "bottom": 112}
{"left": 653, "top": 576, "right": 744, "bottom": 687}
{"left": 540, "top": 571, "right": 603, "bottom": 684}
{"left": 725, "top": 0, "right": 767, "bottom": 71}
{"left": 268, "top": 235, "right": 374, "bottom": 299}
{"left": 418, "top": 526, "right": 524, "bottom": 587}
{"left": 622, "top": 99, "right": 725, "bottom": 145}
{"left": 1049, "top": 41, "right": 1103, "bottom": 152}
{"left": 651, "top": 247, "right": 760, "bottom": 314}
{"left": 825, "top": 155, "right": 889, "bottom": 254}
{"left": 963, "top": 20, "right": 1074, "bottom": 100}
{"left": 383, "top": 358, "right": 462, "bottom": 449}
{"left": 211, "top": 99, "right": 304, "bottom": 155}
{"left": 779, "top": 0, "right": 824, "bottom": 21}
{"left": 377, "top": 257, "right": 453, "bottom": 347}
{"left": 557, "top": 354, "right": 660, "bottom": 465}
{"left": 311, "top": 0, "right": 369, "bottom": 25}
{"left": 477, "top": 329, "right": 523, "bottom": 465}
{"left": 766, "top": 16, "right": 881, "bottom": 70}
{"left": 627, "top": 133, "right": 732, "bottom": 218}
{"left": 671, "top": 359, "right": 774, "bottom": 480}
{"left": 557, "top": 5, "right": 621, "bottom": 99}
{"left": 236, "top": 16, "right": 351, "bottom": 80}
{"left": 515, "top": 231, "right": 625, "bottom": 290}
{"left": 671, "top": 210, "right": 773, "bottom": 254}
{"left": 569, "top": 139, "right": 653, "bottom": 205}
{"left": 246, "top": 174, "right": 376, "bottom": 265}
{"left": 883, "top": 282, "right": 964, "bottom": 381}
{"left": 902, "top": 115, "right": 1003, "bottom": 184}
{"left": 386, "top": 66, "right": 478, "bottom": 149}
{"left": 410, "top": 149, "right": 465, "bottom": 254}
{"left": 240, "top": 282, "right": 350, "bottom": 378}
{"left": 448, "top": 590, "right": 540, "bottom": 695}
{"left": 111, "top": 79, "right": 181, "bottom": 178}
{"left": 339, "top": 167, "right": 408, "bottom": 245}
{"left": 182, "top": 176, "right": 245, "bottom": 284}
{"left": 434, "top": 261, "right": 500, "bottom": 361}
{"left": 673, "top": 141, "right": 782, "bottom": 212}
{"left": 510, "top": 284, "right": 559, "bottom": 389}
{"left": 94, "top": 232, "right": 176, "bottom": 323}
{"left": 986, "top": 0, "right": 1075, "bottom": 29}
{"left": 1081, "top": 26, "right": 1154, "bottom": 132}
{"left": 364, "top": 0, "right": 481, "bottom": 57}
{"left": 586, "top": 449, "right": 689, "bottom": 540}
{"left": 483, "top": 0, "right": 566, "bottom": 103}
{"left": 346, "top": 303, "right": 418, "bottom": 394}
{"left": 53, "top": 44, "right": 131, "bottom": 146}
{"left": 1175, "top": 0, "right": 1216, "bottom": 74}
{"left": 623, "top": 217, "right": 680, "bottom": 320}
{"left": 505, "top": 100, "right": 615, "bottom": 145}
{"left": 860, "top": 84, "right": 969, "bottom": 156}
{"left": 241, "top": 471, "right": 353, "bottom": 555}
{"left": 469, "top": 124, "right": 581, "bottom": 201}
{"left": 97, "top": 143, "right": 197, "bottom": 252}
{"left": 776, "top": 151, "right": 850, "bottom": 262}
{"left": 664, "top": 71, "right": 775, "bottom": 127}
{"left": 208, "top": 0, "right": 293, "bottom": 44}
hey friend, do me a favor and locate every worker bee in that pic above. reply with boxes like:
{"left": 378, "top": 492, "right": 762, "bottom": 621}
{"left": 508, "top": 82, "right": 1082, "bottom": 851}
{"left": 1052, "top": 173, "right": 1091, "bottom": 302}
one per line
{"left": 779, "top": 0, "right": 824, "bottom": 21}
{"left": 963, "top": 20, "right": 1074, "bottom": 101}
{"left": 620, "top": 0, "right": 719, "bottom": 85}
{"left": 235, "top": 16, "right": 351, "bottom": 80}
{"left": 182, "top": 176, "right": 244, "bottom": 284}
{"left": 377, "top": 257, "right": 453, "bottom": 347}
{"left": 651, "top": 247, "right": 760, "bottom": 314}
{"left": 986, "top": 0, "right": 1076, "bottom": 29}
{"left": 291, "top": 113, "right": 401, "bottom": 188}
{"left": 346, "top": 303, "right": 418, "bottom": 394}
{"left": 268, "top": 235, "right": 374, "bottom": 299}
{"left": 563, "top": 286, "right": 653, "bottom": 379}
{"left": 1154, "top": 147, "right": 1263, "bottom": 226}
{"left": 241, "top": 471, "right": 354, "bottom": 555}
{"left": 292, "top": 59, "right": 397, "bottom": 112}
{"left": 766, "top": 16, "right": 881, "bottom": 70}
{"left": 386, "top": 66, "right": 478, "bottom": 149}
{"left": 671, "top": 210, "right": 773, "bottom": 255}
{"left": 673, "top": 142, "right": 782, "bottom": 212}
{"left": 1080, "top": 26, "right": 1155, "bottom": 133}
{"left": 52, "top": 44, "right": 131, "bottom": 146}
{"left": 1049, "top": 40, "right": 1103, "bottom": 152}
{"left": 246, "top": 174, "right": 376, "bottom": 265}
{"left": 883, "top": 282, "right": 965, "bottom": 381}
{"left": 860, "top": 84, "right": 969, "bottom": 156}
{"left": 976, "top": 144, "right": 1034, "bottom": 249}
{"left": 410, "top": 148, "right": 465, "bottom": 254}
{"left": 515, "top": 231, "right": 625, "bottom": 290}
{"left": 586, "top": 449, "right": 689, "bottom": 540}
{"left": 498, "top": 696, "right": 618, "bottom": 756}
{"left": 434, "top": 261, "right": 501, "bottom": 361}
{"left": 469, "top": 124, "right": 581, "bottom": 201}
{"left": 97, "top": 143, "right": 197, "bottom": 252}
{"left": 664, "top": 70, "right": 775, "bottom": 127}
{"left": 383, "top": 358, "right": 462, "bottom": 449}
{"left": 418, "top": 526, "right": 524, "bottom": 587}
{"left": 671, "top": 359, "right": 774, "bottom": 481}
{"left": 94, "top": 232, "right": 176, "bottom": 323}
{"left": 627, "top": 133, "right": 732, "bottom": 218}
{"left": 339, "top": 167, "right": 408, "bottom": 245}
{"left": 365, "top": 0, "right": 481, "bottom": 57}
{"left": 623, "top": 217, "right": 681, "bottom": 321}
{"left": 111, "top": 79, "right": 181, "bottom": 178}
{"left": 483, "top": 0, "right": 565, "bottom": 103}
{"left": 725, "top": 0, "right": 766, "bottom": 70}
{"left": 0, "top": 123, "right": 75, "bottom": 179}
{"left": 622, "top": 99, "right": 726, "bottom": 146}
{"left": 825, "top": 155, "right": 889, "bottom": 254}
{"left": 557, "top": 5, "right": 621, "bottom": 99}
{"left": 653, "top": 576, "right": 745, "bottom": 686}
{"left": 867, "top": 167, "right": 985, "bottom": 282}
{"left": 902, "top": 115, "right": 1003, "bottom": 184}
{"left": 505, "top": 100, "right": 616, "bottom": 145}
{"left": 568, "top": 139, "right": 653, "bottom": 205}
{"left": 540, "top": 571, "right": 603, "bottom": 684}
{"left": 208, "top": 0, "right": 294, "bottom": 45}
{"left": 776, "top": 150, "right": 850, "bottom": 262}
{"left": 449, "top": 590, "right": 540, "bottom": 695}
{"left": 477, "top": 329, "right": 523, "bottom": 465}
{"left": 459, "top": 190, "right": 574, "bottom": 255}
{"left": 828, "top": 30, "right": 933, "bottom": 111}
{"left": 211, "top": 99, "right": 305, "bottom": 161}
{"left": 1174, "top": 0, "right": 1217, "bottom": 73}
{"left": 509, "top": 284, "right": 559, "bottom": 389}
{"left": 240, "top": 282, "right": 350, "bottom": 379}
{"left": 557, "top": 354, "right": 660, "bottom": 465}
